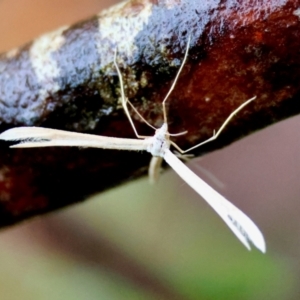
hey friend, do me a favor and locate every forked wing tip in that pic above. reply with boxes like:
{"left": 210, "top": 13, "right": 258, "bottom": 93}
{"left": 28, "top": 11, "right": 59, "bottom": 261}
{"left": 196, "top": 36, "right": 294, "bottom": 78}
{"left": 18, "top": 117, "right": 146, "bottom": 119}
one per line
{"left": 245, "top": 222, "right": 266, "bottom": 253}
{"left": 9, "top": 143, "right": 30, "bottom": 148}
{"left": 0, "top": 127, "right": 35, "bottom": 141}
{"left": 237, "top": 225, "right": 266, "bottom": 253}
{"left": 240, "top": 227, "right": 266, "bottom": 253}
{"left": 0, "top": 130, "right": 15, "bottom": 141}
{"left": 235, "top": 231, "right": 266, "bottom": 253}
{"left": 253, "top": 236, "right": 266, "bottom": 253}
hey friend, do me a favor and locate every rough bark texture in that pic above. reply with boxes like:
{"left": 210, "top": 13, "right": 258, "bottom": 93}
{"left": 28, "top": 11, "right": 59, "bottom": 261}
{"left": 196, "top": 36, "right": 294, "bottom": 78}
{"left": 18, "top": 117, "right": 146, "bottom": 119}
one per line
{"left": 0, "top": 0, "right": 299, "bottom": 227}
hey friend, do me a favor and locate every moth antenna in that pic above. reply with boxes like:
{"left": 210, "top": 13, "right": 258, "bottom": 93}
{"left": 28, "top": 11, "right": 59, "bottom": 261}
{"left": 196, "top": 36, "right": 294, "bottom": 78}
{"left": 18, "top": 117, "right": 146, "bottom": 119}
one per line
{"left": 162, "top": 35, "right": 191, "bottom": 124}
{"left": 114, "top": 49, "right": 145, "bottom": 139}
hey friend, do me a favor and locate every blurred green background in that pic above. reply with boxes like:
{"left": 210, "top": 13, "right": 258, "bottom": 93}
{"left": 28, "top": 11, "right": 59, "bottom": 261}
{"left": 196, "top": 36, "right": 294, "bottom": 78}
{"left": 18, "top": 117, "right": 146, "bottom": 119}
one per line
{"left": 0, "top": 0, "right": 300, "bottom": 299}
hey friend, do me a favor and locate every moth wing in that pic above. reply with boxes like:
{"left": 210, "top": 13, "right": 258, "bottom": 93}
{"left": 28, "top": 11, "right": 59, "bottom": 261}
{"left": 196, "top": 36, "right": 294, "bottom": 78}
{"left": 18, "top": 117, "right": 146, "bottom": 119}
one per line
{"left": 163, "top": 149, "right": 266, "bottom": 252}
{"left": 0, "top": 127, "right": 148, "bottom": 151}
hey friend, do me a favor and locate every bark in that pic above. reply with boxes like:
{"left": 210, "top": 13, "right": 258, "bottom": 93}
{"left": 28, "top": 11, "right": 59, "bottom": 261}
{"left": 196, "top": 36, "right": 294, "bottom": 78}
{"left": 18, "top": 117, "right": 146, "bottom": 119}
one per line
{"left": 0, "top": 0, "right": 299, "bottom": 227}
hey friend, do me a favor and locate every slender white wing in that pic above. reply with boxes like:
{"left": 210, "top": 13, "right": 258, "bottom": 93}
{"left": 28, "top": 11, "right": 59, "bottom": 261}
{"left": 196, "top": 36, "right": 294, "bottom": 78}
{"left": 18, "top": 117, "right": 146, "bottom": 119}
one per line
{"left": 163, "top": 149, "right": 266, "bottom": 252}
{"left": 0, "top": 127, "right": 149, "bottom": 151}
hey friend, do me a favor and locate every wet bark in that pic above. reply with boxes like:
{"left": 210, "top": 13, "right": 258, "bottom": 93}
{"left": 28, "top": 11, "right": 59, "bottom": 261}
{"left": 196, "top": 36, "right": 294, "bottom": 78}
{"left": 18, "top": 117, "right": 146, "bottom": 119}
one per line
{"left": 0, "top": 0, "right": 299, "bottom": 227}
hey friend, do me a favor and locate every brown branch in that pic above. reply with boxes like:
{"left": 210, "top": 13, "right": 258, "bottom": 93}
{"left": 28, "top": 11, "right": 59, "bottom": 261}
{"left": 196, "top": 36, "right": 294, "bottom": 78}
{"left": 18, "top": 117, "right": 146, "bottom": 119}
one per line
{"left": 0, "top": 0, "right": 299, "bottom": 227}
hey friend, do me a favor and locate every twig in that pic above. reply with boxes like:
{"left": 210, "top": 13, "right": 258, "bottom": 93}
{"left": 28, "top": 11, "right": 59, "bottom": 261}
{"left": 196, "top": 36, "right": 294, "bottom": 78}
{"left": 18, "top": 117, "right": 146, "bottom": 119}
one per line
{"left": 0, "top": 0, "right": 299, "bottom": 227}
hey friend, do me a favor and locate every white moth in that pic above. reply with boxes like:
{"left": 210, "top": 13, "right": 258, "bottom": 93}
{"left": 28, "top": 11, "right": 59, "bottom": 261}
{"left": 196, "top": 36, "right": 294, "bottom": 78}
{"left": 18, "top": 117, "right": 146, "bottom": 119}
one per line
{"left": 0, "top": 37, "right": 266, "bottom": 253}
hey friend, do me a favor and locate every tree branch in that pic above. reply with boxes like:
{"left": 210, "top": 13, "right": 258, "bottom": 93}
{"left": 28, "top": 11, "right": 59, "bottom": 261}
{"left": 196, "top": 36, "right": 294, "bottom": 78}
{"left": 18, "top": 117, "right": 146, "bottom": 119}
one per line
{"left": 0, "top": 0, "right": 299, "bottom": 227}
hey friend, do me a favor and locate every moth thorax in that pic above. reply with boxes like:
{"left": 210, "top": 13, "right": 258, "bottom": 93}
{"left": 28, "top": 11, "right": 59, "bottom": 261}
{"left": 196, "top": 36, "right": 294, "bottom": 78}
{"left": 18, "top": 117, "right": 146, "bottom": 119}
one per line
{"left": 146, "top": 123, "right": 171, "bottom": 157}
